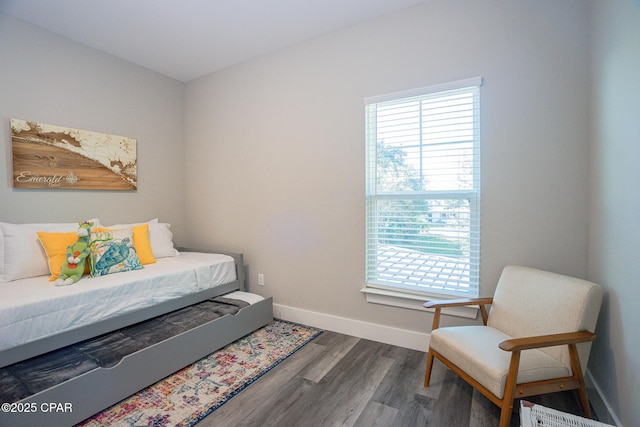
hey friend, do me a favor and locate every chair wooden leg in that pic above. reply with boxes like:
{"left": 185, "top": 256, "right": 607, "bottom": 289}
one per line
{"left": 424, "top": 350, "right": 435, "bottom": 387}
{"left": 568, "top": 343, "right": 592, "bottom": 419}
{"left": 499, "top": 350, "right": 522, "bottom": 427}
{"left": 498, "top": 404, "right": 513, "bottom": 427}
{"left": 577, "top": 385, "right": 592, "bottom": 419}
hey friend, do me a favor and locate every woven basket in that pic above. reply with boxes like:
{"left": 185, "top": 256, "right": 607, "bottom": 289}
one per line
{"left": 520, "top": 401, "right": 615, "bottom": 427}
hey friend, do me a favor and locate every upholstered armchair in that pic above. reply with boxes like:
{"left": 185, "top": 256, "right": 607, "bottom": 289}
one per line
{"left": 423, "top": 265, "right": 603, "bottom": 427}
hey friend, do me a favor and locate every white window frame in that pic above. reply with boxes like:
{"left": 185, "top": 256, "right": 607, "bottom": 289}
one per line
{"left": 362, "top": 77, "right": 482, "bottom": 315}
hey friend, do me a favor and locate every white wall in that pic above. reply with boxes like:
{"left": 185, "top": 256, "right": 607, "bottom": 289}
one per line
{"left": 184, "top": 0, "right": 591, "bottom": 333}
{"left": 1, "top": 1, "right": 635, "bottom": 424}
{"left": 588, "top": 1, "right": 640, "bottom": 426}
{"left": 0, "top": 15, "right": 186, "bottom": 238}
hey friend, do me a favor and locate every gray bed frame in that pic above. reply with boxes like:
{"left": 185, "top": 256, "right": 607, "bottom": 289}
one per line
{"left": 0, "top": 249, "right": 273, "bottom": 427}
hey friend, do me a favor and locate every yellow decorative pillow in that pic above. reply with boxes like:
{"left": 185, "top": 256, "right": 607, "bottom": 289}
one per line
{"left": 131, "top": 223, "right": 155, "bottom": 265}
{"left": 96, "top": 224, "right": 156, "bottom": 265}
{"left": 37, "top": 231, "right": 91, "bottom": 281}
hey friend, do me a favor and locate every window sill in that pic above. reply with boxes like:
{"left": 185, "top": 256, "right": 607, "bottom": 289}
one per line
{"left": 360, "top": 287, "right": 478, "bottom": 320}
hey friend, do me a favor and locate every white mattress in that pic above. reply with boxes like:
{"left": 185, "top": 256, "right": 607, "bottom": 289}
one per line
{"left": 0, "top": 252, "right": 237, "bottom": 352}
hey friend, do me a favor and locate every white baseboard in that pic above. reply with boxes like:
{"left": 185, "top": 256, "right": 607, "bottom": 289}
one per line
{"left": 585, "top": 370, "right": 623, "bottom": 427}
{"left": 273, "top": 303, "right": 430, "bottom": 352}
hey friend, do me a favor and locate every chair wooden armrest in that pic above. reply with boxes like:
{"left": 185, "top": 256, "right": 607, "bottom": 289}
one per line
{"left": 423, "top": 297, "right": 494, "bottom": 309}
{"left": 499, "top": 330, "right": 596, "bottom": 352}
{"left": 424, "top": 297, "right": 494, "bottom": 329}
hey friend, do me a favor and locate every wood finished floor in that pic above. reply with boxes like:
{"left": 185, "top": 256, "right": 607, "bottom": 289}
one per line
{"left": 198, "top": 330, "right": 594, "bottom": 427}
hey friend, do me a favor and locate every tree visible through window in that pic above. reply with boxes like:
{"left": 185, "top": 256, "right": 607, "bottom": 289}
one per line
{"left": 365, "top": 78, "right": 481, "bottom": 298}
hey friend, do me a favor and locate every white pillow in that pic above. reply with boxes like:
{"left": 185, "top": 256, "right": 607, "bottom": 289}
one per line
{"left": 104, "top": 219, "right": 178, "bottom": 258}
{"left": 149, "top": 223, "right": 179, "bottom": 258}
{"left": 0, "top": 219, "right": 100, "bottom": 282}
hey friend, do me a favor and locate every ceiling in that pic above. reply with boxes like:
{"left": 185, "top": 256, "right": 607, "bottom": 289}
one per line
{"left": 1, "top": 0, "right": 428, "bottom": 82}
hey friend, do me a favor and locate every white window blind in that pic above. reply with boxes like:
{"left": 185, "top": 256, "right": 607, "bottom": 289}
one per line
{"left": 365, "top": 78, "right": 481, "bottom": 298}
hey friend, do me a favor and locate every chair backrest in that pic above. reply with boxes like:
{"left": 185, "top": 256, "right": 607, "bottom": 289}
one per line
{"left": 487, "top": 265, "right": 603, "bottom": 369}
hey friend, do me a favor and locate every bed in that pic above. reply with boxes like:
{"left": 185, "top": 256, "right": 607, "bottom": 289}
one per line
{"left": 0, "top": 220, "right": 273, "bottom": 426}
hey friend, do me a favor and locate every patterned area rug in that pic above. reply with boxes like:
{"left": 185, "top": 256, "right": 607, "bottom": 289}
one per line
{"left": 77, "top": 320, "right": 322, "bottom": 427}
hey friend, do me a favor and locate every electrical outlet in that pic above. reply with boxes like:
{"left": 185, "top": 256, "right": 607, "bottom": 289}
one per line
{"left": 258, "top": 273, "right": 264, "bottom": 286}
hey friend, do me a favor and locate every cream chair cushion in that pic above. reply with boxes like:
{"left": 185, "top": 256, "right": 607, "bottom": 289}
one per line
{"left": 430, "top": 325, "right": 570, "bottom": 399}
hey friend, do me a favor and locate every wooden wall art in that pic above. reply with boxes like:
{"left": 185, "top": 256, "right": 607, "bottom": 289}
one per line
{"left": 11, "top": 119, "right": 137, "bottom": 190}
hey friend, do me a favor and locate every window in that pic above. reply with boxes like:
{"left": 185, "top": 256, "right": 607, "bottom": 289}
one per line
{"left": 365, "top": 78, "right": 481, "bottom": 301}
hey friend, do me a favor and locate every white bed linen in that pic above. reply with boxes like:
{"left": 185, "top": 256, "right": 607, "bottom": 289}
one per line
{"left": 223, "top": 291, "right": 264, "bottom": 305}
{"left": 0, "top": 252, "right": 236, "bottom": 352}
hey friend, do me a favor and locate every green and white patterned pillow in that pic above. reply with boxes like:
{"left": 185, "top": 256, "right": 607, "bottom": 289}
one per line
{"left": 90, "top": 228, "right": 143, "bottom": 277}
